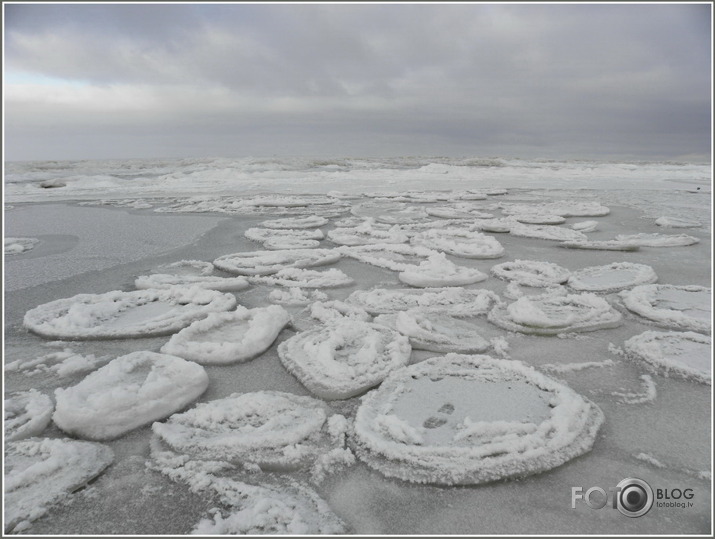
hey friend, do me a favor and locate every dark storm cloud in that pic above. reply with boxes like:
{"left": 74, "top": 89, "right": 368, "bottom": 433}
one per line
{"left": 3, "top": 3, "right": 711, "bottom": 161}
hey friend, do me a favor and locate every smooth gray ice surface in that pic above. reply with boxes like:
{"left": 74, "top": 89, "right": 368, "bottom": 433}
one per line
{"left": 4, "top": 204, "right": 224, "bottom": 291}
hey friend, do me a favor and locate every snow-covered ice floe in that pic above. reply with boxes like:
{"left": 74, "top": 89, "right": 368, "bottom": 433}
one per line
{"left": 350, "top": 354, "right": 604, "bottom": 485}
{"left": 263, "top": 237, "right": 321, "bottom": 250}
{"left": 500, "top": 200, "right": 610, "bottom": 217}
{"left": 623, "top": 331, "right": 711, "bottom": 385}
{"left": 135, "top": 260, "right": 250, "bottom": 291}
{"left": 244, "top": 227, "right": 324, "bottom": 243}
{"left": 559, "top": 239, "right": 641, "bottom": 251}
{"left": 4, "top": 390, "right": 54, "bottom": 442}
{"left": 425, "top": 204, "right": 493, "bottom": 220}
{"left": 4, "top": 348, "right": 110, "bottom": 378}
{"left": 373, "top": 310, "right": 491, "bottom": 353}
{"left": 655, "top": 216, "right": 702, "bottom": 228}
{"left": 152, "top": 390, "right": 347, "bottom": 471}
{"left": 570, "top": 220, "right": 600, "bottom": 232}
{"left": 213, "top": 249, "right": 341, "bottom": 276}
{"left": 4, "top": 438, "right": 114, "bottom": 533}
{"left": 260, "top": 215, "right": 329, "bottom": 229}
{"left": 350, "top": 201, "right": 428, "bottom": 224}
{"left": 278, "top": 321, "right": 411, "bottom": 399}
{"left": 613, "top": 233, "right": 700, "bottom": 247}
{"left": 619, "top": 284, "right": 711, "bottom": 334}
{"left": 338, "top": 243, "right": 439, "bottom": 271}
{"left": 513, "top": 213, "right": 566, "bottom": 225}
{"left": 567, "top": 262, "right": 658, "bottom": 293}
{"left": 410, "top": 228, "right": 505, "bottom": 258}
{"left": 52, "top": 351, "right": 209, "bottom": 440}
{"left": 398, "top": 252, "right": 488, "bottom": 287}
{"left": 4, "top": 237, "right": 40, "bottom": 255}
{"left": 268, "top": 287, "right": 328, "bottom": 306}
{"left": 488, "top": 293, "right": 622, "bottom": 335}
{"left": 509, "top": 223, "right": 588, "bottom": 242}
{"left": 23, "top": 287, "right": 237, "bottom": 339}
{"left": 347, "top": 287, "right": 501, "bottom": 317}
{"left": 249, "top": 267, "right": 354, "bottom": 288}
{"left": 327, "top": 222, "right": 409, "bottom": 246}
{"left": 490, "top": 259, "right": 571, "bottom": 287}
{"left": 160, "top": 305, "right": 290, "bottom": 365}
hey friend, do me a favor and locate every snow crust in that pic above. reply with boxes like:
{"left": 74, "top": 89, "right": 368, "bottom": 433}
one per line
{"left": 410, "top": 228, "right": 505, "bottom": 258}
{"left": 398, "top": 252, "right": 488, "bottom": 287}
{"left": 567, "top": 262, "right": 658, "bottom": 293}
{"left": 5, "top": 390, "right": 54, "bottom": 442}
{"left": 619, "top": 284, "right": 711, "bottom": 334}
{"left": 490, "top": 259, "right": 571, "bottom": 287}
{"left": 347, "top": 287, "right": 500, "bottom": 317}
{"left": 213, "top": 249, "right": 341, "bottom": 275}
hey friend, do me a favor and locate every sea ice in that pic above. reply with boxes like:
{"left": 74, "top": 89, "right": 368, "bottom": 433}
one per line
{"left": 277, "top": 320, "right": 411, "bottom": 399}
{"left": 351, "top": 201, "right": 428, "bottom": 224}
{"left": 135, "top": 274, "right": 250, "bottom": 292}
{"left": 570, "top": 220, "right": 599, "bottom": 232}
{"left": 338, "top": 243, "right": 440, "bottom": 271}
{"left": 23, "top": 287, "right": 237, "bottom": 339}
{"left": 268, "top": 287, "right": 328, "bottom": 306}
{"left": 160, "top": 305, "right": 291, "bottom": 365}
{"left": 490, "top": 259, "right": 571, "bottom": 287}
{"left": 260, "top": 215, "right": 329, "bottom": 229}
{"left": 4, "top": 390, "right": 54, "bottom": 442}
{"left": 509, "top": 223, "right": 588, "bottom": 242}
{"left": 613, "top": 233, "right": 700, "bottom": 247}
{"left": 4, "top": 438, "right": 114, "bottom": 532}
{"left": 622, "top": 330, "right": 711, "bottom": 385}
{"left": 398, "top": 252, "right": 488, "bottom": 287}
{"left": 52, "top": 351, "right": 209, "bottom": 440}
{"left": 213, "top": 249, "right": 341, "bottom": 276}
{"left": 263, "top": 237, "right": 321, "bottom": 250}
{"left": 566, "top": 262, "right": 658, "bottom": 293}
{"left": 373, "top": 310, "right": 491, "bottom": 353}
{"left": 327, "top": 221, "right": 409, "bottom": 246}
{"left": 346, "top": 287, "right": 501, "bottom": 317}
{"left": 244, "top": 227, "right": 324, "bottom": 243}
{"left": 249, "top": 267, "right": 354, "bottom": 288}
{"left": 410, "top": 228, "right": 505, "bottom": 258}
{"left": 488, "top": 293, "right": 623, "bottom": 335}
{"left": 4, "top": 348, "right": 110, "bottom": 378}
{"left": 619, "top": 284, "right": 711, "bottom": 334}
{"left": 655, "top": 216, "right": 702, "bottom": 228}
{"left": 559, "top": 239, "right": 641, "bottom": 251}
{"left": 500, "top": 200, "right": 610, "bottom": 217}
{"left": 350, "top": 354, "right": 604, "bottom": 485}
{"left": 513, "top": 213, "right": 566, "bottom": 225}
{"left": 4, "top": 237, "right": 40, "bottom": 255}
{"left": 152, "top": 391, "right": 346, "bottom": 471}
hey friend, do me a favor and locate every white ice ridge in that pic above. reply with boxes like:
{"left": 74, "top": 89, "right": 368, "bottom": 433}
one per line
{"left": 398, "top": 252, "right": 488, "bottom": 287}
{"left": 53, "top": 351, "right": 209, "bottom": 440}
{"left": 327, "top": 221, "right": 409, "bottom": 246}
{"left": 566, "top": 262, "right": 658, "bottom": 293}
{"left": 213, "top": 248, "right": 341, "bottom": 276}
{"left": 655, "top": 216, "right": 702, "bottom": 228}
{"left": 373, "top": 310, "right": 491, "bottom": 354}
{"left": 410, "top": 228, "right": 505, "bottom": 258}
{"left": 500, "top": 200, "right": 610, "bottom": 217}
{"left": 278, "top": 320, "right": 411, "bottom": 399}
{"left": 614, "top": 233, "right": 700, "bottom": 247}
{"left": 623, "top": 330, "right": 711, "bottom": 384}
{"left": 148, "top": 441, "right": 347, "bottom": 535}
{"left": 244, "top": 227, "right": 324, "bottom": 243}
{"left": 5, "top": 390, "right": 54, "bottom": 441}
{"left": 23, "top": 287, "right": 236, "bottom": 340}
{"left": 338, "top": 243, "right": 440, "bottom": 272}
{"left": 619, "top": 284, "right": 711, "bottom": 334}
{"left": 248, "top": 267, "right": 354, "bottom": 288}
{"left": 260, "top": 215, "right": 329, "bottom": 229}
{"left": 160, "top": 305, "right": 291, "bottom": 365}
{"left": 347, "top": 287, "right": 501, "bottom": 317}
{"left": 350, "top": 354, "right": 604, "bottom": 485}
{"left": 559, "top": 239, "right": 641, "bottom": 251}
{"left": 488, "top": 293, "right": 622, "bottom": 335}
{"left": 490, "top": 259, "right": 571, "bottom": 287}
{"left": 5, "top": 237, "right": 40, "bottom": 255}
{"left": 509, "top": 223, "right": 588, "bottom": 242}
{"left": 4, "top": 438, "right": 114, "bottom": 533}
{"left": 152, "top": 391, "right": 347, "bottom": 471}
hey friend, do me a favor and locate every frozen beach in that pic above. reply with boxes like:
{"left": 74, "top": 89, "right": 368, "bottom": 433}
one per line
{"left": 3, "top": 156, "right": 712, "bottom": 535}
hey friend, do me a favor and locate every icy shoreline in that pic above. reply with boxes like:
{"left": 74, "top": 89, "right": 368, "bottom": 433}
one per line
{"left": 3, "top": 166, "right": 712, "bottom": 535}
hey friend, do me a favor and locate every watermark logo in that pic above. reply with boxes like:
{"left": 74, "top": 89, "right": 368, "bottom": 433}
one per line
{"left": 572, "top": 477, "right": 695, "bottom": 517}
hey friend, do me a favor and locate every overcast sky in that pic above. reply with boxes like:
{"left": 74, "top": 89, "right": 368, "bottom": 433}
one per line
{"left": 3, "top": 2, "right": 712, "bottom": 162}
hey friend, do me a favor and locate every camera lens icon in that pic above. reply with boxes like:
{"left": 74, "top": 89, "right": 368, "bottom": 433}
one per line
{"left": 616, "top": 478, "right": 654, "bottom": 518}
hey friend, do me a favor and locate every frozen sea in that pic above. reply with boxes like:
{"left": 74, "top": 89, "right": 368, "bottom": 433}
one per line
{"left": 3, "top": 156, "right": 712, "bottom": 535}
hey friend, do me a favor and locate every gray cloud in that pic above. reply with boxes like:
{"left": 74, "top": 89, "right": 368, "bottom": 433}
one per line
{"left": 3, "top": 3, "right": 711, "bottom": 161}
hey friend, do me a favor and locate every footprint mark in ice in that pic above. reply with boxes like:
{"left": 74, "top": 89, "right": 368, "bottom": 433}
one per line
{"left": 423, "top": 402, "right": 456, "bottom": 429}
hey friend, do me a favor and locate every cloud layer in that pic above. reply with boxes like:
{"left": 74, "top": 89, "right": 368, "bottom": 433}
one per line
{"left": 4, "top": 3, "right": 711, "bottom": 161}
